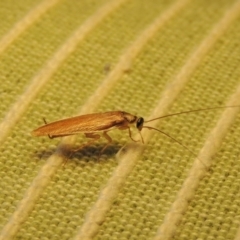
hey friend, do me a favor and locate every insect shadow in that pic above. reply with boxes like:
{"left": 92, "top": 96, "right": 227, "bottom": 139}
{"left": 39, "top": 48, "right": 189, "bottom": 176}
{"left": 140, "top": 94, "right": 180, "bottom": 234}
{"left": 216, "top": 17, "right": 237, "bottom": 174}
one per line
{"left": 32, "top": 142, "right": 121, "bottom": 163}
{"left": 67, "top": 143, "right": 121, "bottom": 161}
{"left": 32, "top": 147, "right": 56, "bottom": 162}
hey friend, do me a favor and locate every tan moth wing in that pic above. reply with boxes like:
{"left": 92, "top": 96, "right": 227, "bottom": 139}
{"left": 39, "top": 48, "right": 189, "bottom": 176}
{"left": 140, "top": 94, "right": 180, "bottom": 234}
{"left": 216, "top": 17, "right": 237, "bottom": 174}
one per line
{"left": 32, "top": 111, "right": 126, "bottom": 137}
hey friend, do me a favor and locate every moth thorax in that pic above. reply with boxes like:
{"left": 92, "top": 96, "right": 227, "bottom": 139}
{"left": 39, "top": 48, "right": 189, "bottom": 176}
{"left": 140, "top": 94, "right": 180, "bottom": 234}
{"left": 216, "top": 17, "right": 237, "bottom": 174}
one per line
{"left": 122, "top": 112, "right": 137, "bottom": 123}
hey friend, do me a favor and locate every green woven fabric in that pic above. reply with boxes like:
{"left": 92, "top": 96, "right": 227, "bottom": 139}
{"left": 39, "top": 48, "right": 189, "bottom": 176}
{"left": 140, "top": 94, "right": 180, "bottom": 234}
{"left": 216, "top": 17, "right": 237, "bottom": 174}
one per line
{"left": 0, "top": 0, "right": 240, "bottom": 239}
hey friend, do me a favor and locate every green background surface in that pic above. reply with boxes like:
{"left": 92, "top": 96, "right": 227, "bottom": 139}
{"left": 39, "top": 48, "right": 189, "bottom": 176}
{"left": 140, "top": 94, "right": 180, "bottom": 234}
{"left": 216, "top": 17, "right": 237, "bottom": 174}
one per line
{"left": 0, "top": 0, "right": 240, "bottom": 239}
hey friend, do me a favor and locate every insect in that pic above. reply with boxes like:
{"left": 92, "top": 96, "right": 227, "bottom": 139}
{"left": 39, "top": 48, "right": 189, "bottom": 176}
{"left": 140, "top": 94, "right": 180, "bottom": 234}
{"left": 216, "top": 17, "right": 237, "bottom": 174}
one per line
{"left": 32, "top": 106, "right": 240, "bottom": 158}
{"left": 32, "top": 111, "right": 145, "bottom": 156}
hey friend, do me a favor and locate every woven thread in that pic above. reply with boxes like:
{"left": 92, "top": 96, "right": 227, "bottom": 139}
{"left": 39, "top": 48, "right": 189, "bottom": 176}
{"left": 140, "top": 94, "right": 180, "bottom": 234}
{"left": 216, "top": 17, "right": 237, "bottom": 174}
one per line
{"left": 0, "top": 0, "right": 240, "bottom": 239}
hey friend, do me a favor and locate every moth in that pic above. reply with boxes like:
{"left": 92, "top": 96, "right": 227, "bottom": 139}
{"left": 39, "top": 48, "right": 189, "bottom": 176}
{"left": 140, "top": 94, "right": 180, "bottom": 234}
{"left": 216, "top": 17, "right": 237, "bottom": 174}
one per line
{"left": 32, "top": 106, "right": 239, "bottom": 157}
{"left": 32, "top": 111, "right": 146, "bottom": 156}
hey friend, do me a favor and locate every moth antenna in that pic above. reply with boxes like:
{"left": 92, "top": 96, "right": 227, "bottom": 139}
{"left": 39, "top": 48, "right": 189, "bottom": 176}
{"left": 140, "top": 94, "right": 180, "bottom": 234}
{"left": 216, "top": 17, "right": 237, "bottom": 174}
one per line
{"left": 143, "top": 126, "right": 207, "bottom": 169}
{"left": 145, "top": 105, "right": 240, "bottom": 123}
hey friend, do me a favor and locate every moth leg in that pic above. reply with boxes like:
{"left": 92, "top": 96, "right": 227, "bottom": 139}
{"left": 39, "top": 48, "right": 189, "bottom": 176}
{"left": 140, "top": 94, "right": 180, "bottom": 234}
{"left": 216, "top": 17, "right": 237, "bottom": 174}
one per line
{"left": 48, "top": 135, "right": 54, "bottom": 139}
{"left": 62, "top": 133, "right": 100, "bottom": 166}
{"left": 42, "top": 117, "right": 54, "bottom": 139}
{"left": 73, "top": 133, "right": 101, "bottom": 152}
{"left": 127, "top": 127, "right": 139, "bottom": 142}
{"left": 118, "top": 125, "right": 139, "bottom": 142}
{"left": 98, "top": 131, "right": 112, "bottom": 160}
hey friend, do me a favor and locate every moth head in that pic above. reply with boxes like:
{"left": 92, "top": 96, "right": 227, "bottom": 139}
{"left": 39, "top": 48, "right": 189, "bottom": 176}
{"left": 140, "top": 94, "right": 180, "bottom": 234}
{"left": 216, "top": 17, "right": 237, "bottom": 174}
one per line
{"left": 136, "top": 117, "right": 144, "bottom": 131}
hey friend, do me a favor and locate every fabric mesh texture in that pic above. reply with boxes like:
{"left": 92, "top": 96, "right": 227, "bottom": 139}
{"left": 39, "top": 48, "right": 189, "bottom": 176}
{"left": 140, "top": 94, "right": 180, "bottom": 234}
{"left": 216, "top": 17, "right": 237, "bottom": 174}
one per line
{"left": 0, "top": 0, "right": 240, "bottom": 239}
